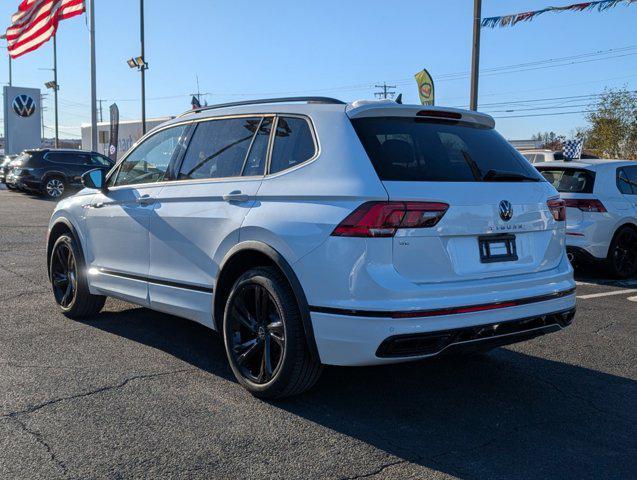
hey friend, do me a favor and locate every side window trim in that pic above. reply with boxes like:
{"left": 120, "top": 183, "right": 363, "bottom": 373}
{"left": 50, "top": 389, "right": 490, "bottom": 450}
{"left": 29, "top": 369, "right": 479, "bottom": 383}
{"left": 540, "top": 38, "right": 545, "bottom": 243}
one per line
{"left": 166, "top": 122, "right": 196, "bottom": 181}
{"left": 265, "top": 114, "right": 318, "bottom": 176}
{"left": 239, "top": 117, "right": 264, "bottom": 176}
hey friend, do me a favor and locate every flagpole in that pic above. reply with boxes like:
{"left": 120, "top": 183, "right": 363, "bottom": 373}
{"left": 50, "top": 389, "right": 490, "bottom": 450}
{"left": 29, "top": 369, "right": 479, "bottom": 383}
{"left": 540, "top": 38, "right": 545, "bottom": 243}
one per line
{"left": 470, "top": 0, "right": 482, "bottom": 111}
{"left": 89, "top": 0, "right": 98, "bottom": 151}
{"left": 53, "top": 34, "right": 59, "bottom": 148}
{"left": 140, "top": 0, "right": 146, "bottom": 135}
{"left": 8, "top": 55, "right": 11, "bottom": 86}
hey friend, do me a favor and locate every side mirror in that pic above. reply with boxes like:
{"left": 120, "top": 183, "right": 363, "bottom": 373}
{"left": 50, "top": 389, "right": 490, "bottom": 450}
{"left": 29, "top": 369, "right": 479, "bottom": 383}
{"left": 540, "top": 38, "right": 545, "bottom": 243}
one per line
{"left": 82, "top": 168, "right": 107, "bottom": 192}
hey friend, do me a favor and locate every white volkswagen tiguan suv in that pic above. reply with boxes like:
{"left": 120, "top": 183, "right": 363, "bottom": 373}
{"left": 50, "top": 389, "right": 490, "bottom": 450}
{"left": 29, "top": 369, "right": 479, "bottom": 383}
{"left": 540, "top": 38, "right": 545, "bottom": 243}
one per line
{"left": 47, "top": 98, "right": 576, "bottom": 398}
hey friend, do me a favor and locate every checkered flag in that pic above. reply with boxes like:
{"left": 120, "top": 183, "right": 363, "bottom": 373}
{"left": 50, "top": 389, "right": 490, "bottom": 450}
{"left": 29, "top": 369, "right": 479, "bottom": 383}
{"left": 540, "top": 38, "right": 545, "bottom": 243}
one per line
{"left": 562, "top": 139, "right": 584, "bottom": 160}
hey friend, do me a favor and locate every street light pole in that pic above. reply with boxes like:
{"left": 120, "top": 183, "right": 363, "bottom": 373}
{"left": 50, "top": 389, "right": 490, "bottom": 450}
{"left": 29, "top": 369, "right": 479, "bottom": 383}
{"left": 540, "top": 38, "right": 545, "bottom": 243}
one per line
{"left": 53, "top": 34, "right": 59, "bottom": 148}
{"left": 89, "top": 0, "right": 98, "bottom": 151}
{"left": 140, "top": 0, "right": 146, "bottom": 135}
{"left": 470, "top": 0, "right": 482, "bottom": 111}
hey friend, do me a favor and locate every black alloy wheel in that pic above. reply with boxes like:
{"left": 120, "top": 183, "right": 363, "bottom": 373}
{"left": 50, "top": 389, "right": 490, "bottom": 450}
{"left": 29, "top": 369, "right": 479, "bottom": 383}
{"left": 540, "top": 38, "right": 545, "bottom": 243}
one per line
{"left": 51, "top": 239, "right": 77, "bottom": 308}
{"left": 223, "top": 267, "right": 322, "bottom": 398}
{"left": 609, "top": 227, "right": 637, "bottom": 278}
{"left": 228, "top": 283, "right": 286, "bottom": 384}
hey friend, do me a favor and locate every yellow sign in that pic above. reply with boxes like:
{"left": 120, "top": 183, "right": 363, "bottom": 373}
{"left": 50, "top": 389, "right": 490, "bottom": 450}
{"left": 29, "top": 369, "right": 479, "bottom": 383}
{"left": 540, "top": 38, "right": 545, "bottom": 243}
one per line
{"left": 415, "top": 69, "right": 435, "bottom": 105}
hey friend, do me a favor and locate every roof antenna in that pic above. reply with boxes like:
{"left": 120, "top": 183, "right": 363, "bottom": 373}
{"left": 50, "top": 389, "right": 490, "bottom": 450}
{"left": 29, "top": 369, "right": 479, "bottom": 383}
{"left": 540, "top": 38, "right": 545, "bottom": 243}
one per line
{"left": 395, "top": 93, "right": 403, "bottom": 104}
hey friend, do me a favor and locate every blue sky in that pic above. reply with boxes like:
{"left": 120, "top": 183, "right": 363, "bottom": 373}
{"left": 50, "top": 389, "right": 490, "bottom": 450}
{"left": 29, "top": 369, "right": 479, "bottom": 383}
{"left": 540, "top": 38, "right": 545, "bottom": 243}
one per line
{"left": 1, "top": 0, "right": 636, "bottom": 140}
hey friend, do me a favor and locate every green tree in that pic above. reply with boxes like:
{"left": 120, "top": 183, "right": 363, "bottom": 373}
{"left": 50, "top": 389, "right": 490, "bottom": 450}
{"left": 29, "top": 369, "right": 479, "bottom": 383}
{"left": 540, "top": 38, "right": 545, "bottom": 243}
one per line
{"left": 585, "top": 88, "right": 637, "bottom": 159}
{"left": 531, "top": 131, "right": 564, "bottom": 150}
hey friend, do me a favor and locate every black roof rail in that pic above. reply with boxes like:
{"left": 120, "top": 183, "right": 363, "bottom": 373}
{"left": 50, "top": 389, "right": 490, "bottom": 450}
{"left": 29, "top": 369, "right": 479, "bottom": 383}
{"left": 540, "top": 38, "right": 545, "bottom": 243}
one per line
{"left": 177, "top": 96, "right": 346, "bottom": 118}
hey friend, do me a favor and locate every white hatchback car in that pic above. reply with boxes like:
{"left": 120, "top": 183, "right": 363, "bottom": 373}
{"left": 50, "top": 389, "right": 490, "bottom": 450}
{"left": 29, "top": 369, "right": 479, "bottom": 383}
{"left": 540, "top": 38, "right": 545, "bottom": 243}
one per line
{"left": 536, "top": 160, "right": 637, "bottom": 278}
{"left": 47, "top": 97, "right": 576, "bottom": 398}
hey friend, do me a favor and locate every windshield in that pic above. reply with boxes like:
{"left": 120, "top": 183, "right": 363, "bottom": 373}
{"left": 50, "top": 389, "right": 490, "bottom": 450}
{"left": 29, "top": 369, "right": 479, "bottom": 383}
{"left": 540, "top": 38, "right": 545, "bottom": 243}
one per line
{"left": 537, "top": 168, "right": 595, "bottom": 193}
{"left": 351, "top": 117, "right": 542, "bottom": 182}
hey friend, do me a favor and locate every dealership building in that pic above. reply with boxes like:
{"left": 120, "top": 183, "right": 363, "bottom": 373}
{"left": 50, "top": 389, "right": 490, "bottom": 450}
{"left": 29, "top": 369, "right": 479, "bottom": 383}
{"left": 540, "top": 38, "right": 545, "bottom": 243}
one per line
{"left": 80, "top": 117, "right": 171, "bottom": 159}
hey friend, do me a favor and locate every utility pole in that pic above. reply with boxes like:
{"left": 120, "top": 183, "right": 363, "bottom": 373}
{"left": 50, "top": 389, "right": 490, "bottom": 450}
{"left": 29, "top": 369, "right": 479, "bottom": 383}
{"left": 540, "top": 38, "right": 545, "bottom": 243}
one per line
{"left": 140, "top": 0, "right": 147, "bottom": 134}
{"left": 470, "top": 0, "right": 482, "bottom": 111}
{"left": 89, "top": 0, "right": 98, "bottom": 151}
{"left": 374, "top": 83, "right": 396, "bottom": 100}
{"left": 53, "top": 35, "right": 59, "bottom": 148}
{"left": 97, "top": 99, "right": 105, "bottom": 122}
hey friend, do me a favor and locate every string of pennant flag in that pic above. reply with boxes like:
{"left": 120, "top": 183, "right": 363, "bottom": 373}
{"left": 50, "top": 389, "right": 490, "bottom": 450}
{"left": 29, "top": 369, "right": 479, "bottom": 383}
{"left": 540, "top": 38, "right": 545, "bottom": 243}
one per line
{"left": 482, "top": 0, "right": 637, "bottom": 28}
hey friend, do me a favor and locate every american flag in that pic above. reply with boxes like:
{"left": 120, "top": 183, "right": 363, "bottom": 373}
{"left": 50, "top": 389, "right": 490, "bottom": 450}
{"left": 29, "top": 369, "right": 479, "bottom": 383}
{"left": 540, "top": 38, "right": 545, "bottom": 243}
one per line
{"left": 5, "top": 0, "right": 85, "bottom": 59}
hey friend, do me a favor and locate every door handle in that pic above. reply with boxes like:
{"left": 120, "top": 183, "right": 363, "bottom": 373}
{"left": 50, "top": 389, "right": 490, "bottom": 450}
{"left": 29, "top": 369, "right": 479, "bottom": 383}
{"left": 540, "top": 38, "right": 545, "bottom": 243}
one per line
{"left": 222, "top": 191, "right": 250, "bottom": 203}
{"left": 137, "top": 194, "right": 155, "bottom": 206}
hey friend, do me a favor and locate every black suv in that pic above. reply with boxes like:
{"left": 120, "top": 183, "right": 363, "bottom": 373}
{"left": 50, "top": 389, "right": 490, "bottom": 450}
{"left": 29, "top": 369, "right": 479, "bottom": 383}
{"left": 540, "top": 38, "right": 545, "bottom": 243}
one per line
{"left": 13, "top": 149, "right": 113, "bottom": 199}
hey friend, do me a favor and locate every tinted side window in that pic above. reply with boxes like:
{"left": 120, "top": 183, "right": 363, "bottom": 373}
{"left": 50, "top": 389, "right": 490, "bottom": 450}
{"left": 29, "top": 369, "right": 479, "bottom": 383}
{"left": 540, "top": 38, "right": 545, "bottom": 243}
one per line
{"left": 111, "top": 125, "right": 187, "bottom": 187}
{"left": 47, "top": 153, "right": 85, "bottom": 164}
{"left": 91, "top": 154, "right": 111, "bottom": 167}
{"left": 619, "top": 166, "right": 637, "bottom": 195}
{"left": 269, "top": 117, "right": 316, "bottom": 174}
{"left": 243, "top": 117, "right": 272, "bottom": 177}
{"left": 179, "top": 117, "right": 260, "bottom": 180}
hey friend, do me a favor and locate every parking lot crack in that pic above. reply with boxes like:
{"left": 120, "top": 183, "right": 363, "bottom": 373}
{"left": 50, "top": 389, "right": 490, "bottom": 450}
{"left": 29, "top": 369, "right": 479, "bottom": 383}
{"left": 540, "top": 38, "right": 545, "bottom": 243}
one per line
{"left": 10, "top": 416, "right": 69, "bottom": 477}
{"left": 2, "top": 368, "right": 195, "bottom": 418}
{"left": 339, "top": 459, "right": 407, "bottom": 480}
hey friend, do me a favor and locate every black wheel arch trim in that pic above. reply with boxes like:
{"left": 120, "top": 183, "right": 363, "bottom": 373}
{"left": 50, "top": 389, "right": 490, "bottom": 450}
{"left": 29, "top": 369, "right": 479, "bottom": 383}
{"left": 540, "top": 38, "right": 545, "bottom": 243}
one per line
{"left": 47, "top": 217, "right": 86, "bottom": 280}
{"left": 216, "top": 241, "right": 320, "bottom": 362}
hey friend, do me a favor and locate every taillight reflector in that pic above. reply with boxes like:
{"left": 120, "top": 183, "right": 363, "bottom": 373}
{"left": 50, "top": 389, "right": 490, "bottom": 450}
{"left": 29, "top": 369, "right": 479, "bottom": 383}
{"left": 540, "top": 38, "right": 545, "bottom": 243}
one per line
{"left": 547, "top": 198, "right": 566, "bottom": 222}
{"left": 563, "top": 198, "right": 607, "bottom": 213}
{"left": 332, "top": 201, "right": 449, "bottom": 238}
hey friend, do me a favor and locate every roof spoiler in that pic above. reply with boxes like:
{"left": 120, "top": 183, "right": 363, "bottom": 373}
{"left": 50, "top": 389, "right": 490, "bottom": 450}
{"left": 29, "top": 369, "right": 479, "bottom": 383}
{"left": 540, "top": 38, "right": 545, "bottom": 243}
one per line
{"left": 346, "top": 101, "right": 495, "bottom": 129}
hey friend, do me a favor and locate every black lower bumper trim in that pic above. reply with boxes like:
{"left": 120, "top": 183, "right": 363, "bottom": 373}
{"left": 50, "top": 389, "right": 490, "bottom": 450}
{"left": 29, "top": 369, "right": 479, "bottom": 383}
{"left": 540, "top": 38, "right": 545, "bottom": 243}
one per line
{"left": 375, "top": 308, "right": 575, "bottom": 358}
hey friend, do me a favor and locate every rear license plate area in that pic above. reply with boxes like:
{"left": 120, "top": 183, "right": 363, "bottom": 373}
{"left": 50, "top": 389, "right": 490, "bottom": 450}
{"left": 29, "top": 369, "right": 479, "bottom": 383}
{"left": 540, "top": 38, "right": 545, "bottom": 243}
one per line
{"left": 478, "top": 234, "right": 518, "bottom": 263}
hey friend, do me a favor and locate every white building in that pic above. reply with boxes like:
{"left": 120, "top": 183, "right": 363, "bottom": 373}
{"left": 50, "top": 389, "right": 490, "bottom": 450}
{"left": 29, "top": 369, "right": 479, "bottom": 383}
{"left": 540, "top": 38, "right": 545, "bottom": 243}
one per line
{"left": 81, "top": 117, "right": 172, "bottom": 159}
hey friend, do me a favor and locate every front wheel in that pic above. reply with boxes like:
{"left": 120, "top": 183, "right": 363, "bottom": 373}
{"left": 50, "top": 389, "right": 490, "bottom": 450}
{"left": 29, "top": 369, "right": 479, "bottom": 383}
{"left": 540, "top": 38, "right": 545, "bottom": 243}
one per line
{"left": 606, "top": 226, "right": 637, "bottom": 279}
{"left": 223, "top": 267, "right": 322, "bottom": 399}
{"left": 49, "top": 234, "right": 106, "bottom": 318}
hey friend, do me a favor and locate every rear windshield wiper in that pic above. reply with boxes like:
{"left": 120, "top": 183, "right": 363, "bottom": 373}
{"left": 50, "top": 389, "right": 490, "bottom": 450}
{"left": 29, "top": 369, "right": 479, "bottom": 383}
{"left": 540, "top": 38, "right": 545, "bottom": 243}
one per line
{"left": 483, "top": 169, "right": 539, "bottom": 182}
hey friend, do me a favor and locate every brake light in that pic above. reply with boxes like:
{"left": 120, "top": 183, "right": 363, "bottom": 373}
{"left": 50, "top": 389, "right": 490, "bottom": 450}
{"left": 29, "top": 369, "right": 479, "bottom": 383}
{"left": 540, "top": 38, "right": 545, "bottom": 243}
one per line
{"left": 563, "top": 198, "right": 607, "bottom": 213}
{"left": 547, "top": 198, "right": 566, "bottom": 222}
{"left": 332, "top": 201, "right": 449, "bottom": 237}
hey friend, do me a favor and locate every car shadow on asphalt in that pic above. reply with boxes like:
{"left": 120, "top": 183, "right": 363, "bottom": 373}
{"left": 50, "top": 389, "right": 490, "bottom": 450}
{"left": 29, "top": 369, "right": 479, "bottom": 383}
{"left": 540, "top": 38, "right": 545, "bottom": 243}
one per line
{"left": 80, "top": 307, "right": 637, "bottom": 479}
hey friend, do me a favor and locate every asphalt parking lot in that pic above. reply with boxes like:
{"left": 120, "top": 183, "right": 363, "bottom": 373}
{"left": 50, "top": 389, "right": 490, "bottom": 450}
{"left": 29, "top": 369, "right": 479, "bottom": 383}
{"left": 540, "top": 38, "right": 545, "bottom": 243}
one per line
{"left": 0, "top": 186, "right": 635, "bottom": 480}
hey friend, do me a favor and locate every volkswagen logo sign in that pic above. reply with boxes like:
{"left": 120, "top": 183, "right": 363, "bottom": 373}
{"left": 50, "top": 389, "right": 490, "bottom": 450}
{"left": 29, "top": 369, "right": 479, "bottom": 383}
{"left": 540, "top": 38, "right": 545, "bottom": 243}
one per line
{"left": 499, "top": 200, "right": 513, "bottom": 222}
{"left": 13, "top": 94, "right": 36, "bottom": 118}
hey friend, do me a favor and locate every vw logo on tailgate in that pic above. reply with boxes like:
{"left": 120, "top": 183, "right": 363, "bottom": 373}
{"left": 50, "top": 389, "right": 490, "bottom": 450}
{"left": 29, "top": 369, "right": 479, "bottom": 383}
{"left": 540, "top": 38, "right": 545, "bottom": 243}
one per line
{"left": 13, "top": 94, "right": 36, "bottom": 118}
{"left": 499, "top": 200, "right": 513, "bottom": 222}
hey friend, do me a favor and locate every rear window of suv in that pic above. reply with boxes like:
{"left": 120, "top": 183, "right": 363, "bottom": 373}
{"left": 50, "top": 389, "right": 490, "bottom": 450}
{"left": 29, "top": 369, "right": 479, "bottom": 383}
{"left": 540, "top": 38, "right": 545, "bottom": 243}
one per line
{"left": 537, "top": 168, "right": 595, "bottom": 193}
{"left": 351, "top": 117, "right": 542, "bottom": 182}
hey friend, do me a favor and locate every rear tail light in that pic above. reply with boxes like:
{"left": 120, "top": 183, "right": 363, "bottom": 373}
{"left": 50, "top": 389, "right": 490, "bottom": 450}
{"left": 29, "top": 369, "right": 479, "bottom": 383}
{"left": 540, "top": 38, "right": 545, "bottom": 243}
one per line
{"left": 332, "top": 201, "right": 449, "bottom": 237}
{"left": 563, "top": 198, "right": 607, "bottom": 213}
{"left": 547, "top": 198, "right": 566, "bottom": 222}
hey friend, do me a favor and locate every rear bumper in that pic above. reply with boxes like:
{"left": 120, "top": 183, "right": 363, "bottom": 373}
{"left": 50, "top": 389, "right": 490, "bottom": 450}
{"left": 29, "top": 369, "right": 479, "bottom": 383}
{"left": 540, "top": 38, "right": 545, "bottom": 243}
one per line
{"left": 310, "top": 291, "right": 576, "bottom": 366}
{"left": 565, "top": 219, "right": 613, "bottom": 259}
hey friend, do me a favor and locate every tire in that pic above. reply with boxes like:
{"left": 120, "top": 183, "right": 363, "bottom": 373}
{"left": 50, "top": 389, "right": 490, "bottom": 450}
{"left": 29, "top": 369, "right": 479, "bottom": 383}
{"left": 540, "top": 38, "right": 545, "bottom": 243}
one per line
{"left": 6, "top": 184, "right": 16, "bottom": 190}
{"left": 43, "top": 176, "right": 66, "bottom": 199}
{"left": 606, "top": 226, "right": 637, "bottom": 279}
{"left": 49, "top": 234, "right": 106, "bottom": 318}
{"left": 223, "top": 267, "right": 322, "bottom": 399}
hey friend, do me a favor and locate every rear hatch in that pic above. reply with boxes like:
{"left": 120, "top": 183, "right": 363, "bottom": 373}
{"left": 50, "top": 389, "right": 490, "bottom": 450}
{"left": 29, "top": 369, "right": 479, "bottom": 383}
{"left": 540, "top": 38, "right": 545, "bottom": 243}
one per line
{"left": 348, "top": 105, "right": 563, "bottom": 283}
